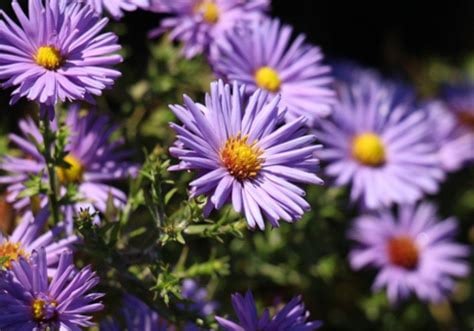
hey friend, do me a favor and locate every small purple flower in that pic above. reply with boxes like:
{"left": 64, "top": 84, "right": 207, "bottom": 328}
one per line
{"left": 315, "top": 74, "right": 444, "bottom": 209}
{"left": 169, "top": 80, "right": 323, "bottom": 230}
{"left": 215, "top": 291, "right": 322, "bottom": 331}
{"left": 181, "top": 279, "right": 218, "bottom": 330}
{"left": 99, "top": 294, "right": 171, "bottom": 331}
{"left": 85, "top": 0, "right": 150, "bottom": 19}
{"left": 0, "top": 207, "right": 78, "bottom": 272}
{"left": 212, "top": 18, "right": 335, "bottom": 125}
{"left": 0, "top": 107, "right": 137, "bottom": 232}
{"left": 148, "top": 0, "right": 268, "bottom": 58}
{"left": 0, "top": 247, "right": 103, "bottom": 330}
{"left": 348, "top": 203, "right": 470, "bottom": 304}
{"left": 426, "top": 101, "right": 474, "bottom": 172}
{"left": 0, "top": 0, "right": 122, "bottom": 115}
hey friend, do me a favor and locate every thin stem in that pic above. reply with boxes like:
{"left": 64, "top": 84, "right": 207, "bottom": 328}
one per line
{"left": 39, "top": 109, "right": 60, "bottom": 224}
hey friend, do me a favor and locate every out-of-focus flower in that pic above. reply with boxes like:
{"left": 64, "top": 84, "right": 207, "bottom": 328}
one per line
{"left": 0, "top": 0, "right": 122, "bottom": 117}
{"left": 348, "top": 203, "right": 470, "bottom": 304}
{"left": 84, "top": 0, "right": 150, "bottom": 19}
{"left": 0, "top": 248, "right": 103, "bottom": 330}
{"left": 426, "top": 101, "right": 473, "bottom": 172}
{"left": 215, "top": 290, "right": 322, "bottom": 330}
{"left": 181, "top": 279, "right": 218, "bottom": 330}
{"left": 315, "top": 74, "right": 444, "bottom": 209}
{"left": 99, "top": 294, "right": 170, "bottom": 331}
{"left": 213, "top": 18, "right": 335, "bottom": 125}
{"left": 169, "top": 80, "right": 323, "bottom": 230}
{"left": 0, "top": 208, "right": 78, "bottom": 273}
{"left": 0, "top": 107, "right": 137, "bottom": 232}
{"left": 148, "top": 0, "right": 268, "bottom": 58}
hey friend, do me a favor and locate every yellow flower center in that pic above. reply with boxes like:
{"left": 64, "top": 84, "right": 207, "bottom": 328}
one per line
{"left": 35, "top": 46, "right": 63, "bottom": 70}
{"left": 457, "top": 111, "right": 474, "bottom": 131}
{"left": 0, "top": 241, "right": 29, "bottom": 269}
{"left": 220, "top": 134, "right": 263, "bottom": 180}
{"left": 56, "top": 154, "right": 85, "bottom": 184}
{"left": 351, "top": 133, "right": 386, "bottom": 167}
{"left": 32, "top": 298, "right": 58, "bottom": 321}
{"left": 254, "top": 66, "right": 282, "bottom": 93}
{"left": 196, "top": 1, "right": 220, "bottom": 24}
{"left": 387, "top": 236, "right": 419, "bottom": 269}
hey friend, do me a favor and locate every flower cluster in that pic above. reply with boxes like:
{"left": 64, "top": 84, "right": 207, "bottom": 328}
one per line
{"left": 0, "top": 0, "right": 471, "bottom": 329}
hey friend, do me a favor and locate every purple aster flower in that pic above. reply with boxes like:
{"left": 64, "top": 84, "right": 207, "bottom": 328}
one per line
{"left": 148, "top": 0, "right": 268, "bottom": 58}
{"left": 0, "top": 107, "right": 137, "bottom": 232}
{"left": 169, "top": 80, "right": 323, "bottom": 230}
{"left": 212, "top": 17, "right": 336, "bottom": 125}
{"left": 426, "top": 101, "right": 474, "bottom": 172}
{"left": 84, "top": 0, "right": 150, "bottom": 19}
{"left": 181, "top": 279, "right": 218, "bottom": 330}
{"left": 0, "top": 247, "right": 103, "bottom": 330}
{"left": 99, "top": 294, "right": 171, "bottom": 331}
{"left": 0, "top": 207, "right": 78, "bottom": 273}
{"left": 348, "top": 203, "right": 470, "bottom": 304}
{"left": 314, "top": 74, "right": 444, "bottom": 210}
{"left": 215, "top": 290, "right": 322, "bottom": 331}
{"left": 0, "top": 0, "right": 122, "bottom": 116}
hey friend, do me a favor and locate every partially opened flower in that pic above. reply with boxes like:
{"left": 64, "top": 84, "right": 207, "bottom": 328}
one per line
{"left": 85, "top": 0, "right": 150, "bottom": 19}
{"left": 212, "top": 18, "right": 335, "bottom": 125}
{"left": 0, "top": 107, "right": 137, "bottom": 232}
{"left": 215, "top": 291, "right": 322, "bottom": 331}
{"left": 348, "top": 203, "right": 470, "bottom": 304}
{"left": 426, "top": 101, "right": 473, "bottom": 172}
{"left": 315, "top": 74, "right": 444, "bottom": 209}
{"left": 0, "top": 0, "right": 122, "bottom": 117}
{"left": 148, "top": 0, "right": 268, "bottom": 58}
{"left": 0, "top": 208, "right": 78, "bottom": 272}
{"left": 169, "top": 80, "right": 323, "bottom": 230}
{"left": 0, "top": 248, "right": 103, "bottom": 330}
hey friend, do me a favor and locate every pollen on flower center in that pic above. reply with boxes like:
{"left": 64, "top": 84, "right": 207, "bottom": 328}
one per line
{"left": 255, "top": 66, "right": 282, "bottom": 93}
{"left": 220, "top": 134, "right": 263, "bottom": 180}
{"left": 35, "top": 46, "right": 63, "bottom": 70}
{"left": 387, "top": 236, "right": 419, "bottom": 269}
{"left": 196, "top": 1, "right": 220, "bottom": 23}
{"left": 32, "top": 297, "right": 58, "bottom": 322}
{"left": 351, "top": 132, "right": 386, "bottom": 167}
{"left": 0, "top": 241, "right": 28, "bottom": 269}
{"left": 56, "top": 154, "right": 85, "bottom": 184}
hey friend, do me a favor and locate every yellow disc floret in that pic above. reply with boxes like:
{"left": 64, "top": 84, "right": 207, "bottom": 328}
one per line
{"left": 220, "top": 134, "right": 263, "bottom": 180}
{"left": 32, "top": 298, "right": 57, "bottom": 321}
{"left": 351, "top": 132, "right": 386, "bottom": 167}
{"left": 0, "top": 241, "right": 28, "bottom": 269}
{"left": 56, "top": 154, "right": 85, "bottom": 184}
{"left": 196, "top": 1, "right": 220, "bottom": 24}
{"left": 35, "top": 46, "right": 63, "bottom": 70}
{"left": 255, "top": 66, "right": 282, "bottom": 93}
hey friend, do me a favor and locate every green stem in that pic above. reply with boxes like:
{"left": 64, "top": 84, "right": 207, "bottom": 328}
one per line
{"left": 40, "top": 114, "right": 60, "bottom": 224}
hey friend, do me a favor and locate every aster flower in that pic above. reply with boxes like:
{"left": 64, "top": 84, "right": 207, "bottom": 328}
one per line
{"left": 215, "top": 290, "right": 322, "bottom": 331}
{"left": 169, "top": 80, "right": 323, "bottom": 230}
{"left": 85, "top": 0, "right": 150, "bottom": 19}
{"left": 181, "top": 279, "right": 218, "bottom": 330}
{"left": 100, "top": 294, "right": 170, "bottom": 331}
{"left": 0, "top": 207, "right": 78, "bottom": 272}
{"left": 0, "top": 247, "right": 103, "bottom": 330}
{"left": 314, "top": 74, "right": 444, "bottom": 209}
{"left": 99, "top": 295, "right": 171, "bottom": 331}
{"left": 0, "top": 107, "right": 137, "bottom": 232}
{"left": 148, "top": 0, "right": 268, "bottom": 58}
{"left": 213, "top": 18, "right": 335, "bottom": 125}
{"left": 348, "top": 203, "right": 470, "bottom": 304}
{"left": 0, "top": 0, "right": 122, "bottom": 116}
{"left": 426, "top": 101, "right": 474, "bottom": 172}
